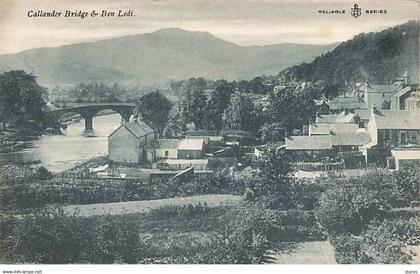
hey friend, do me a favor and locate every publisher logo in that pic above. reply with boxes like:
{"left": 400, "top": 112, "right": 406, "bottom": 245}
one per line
{"left": 351, "top": 3, "right": 362, "bottom": 18}
{"left": 318, "top": 3, "right": 387, "bottom": 17}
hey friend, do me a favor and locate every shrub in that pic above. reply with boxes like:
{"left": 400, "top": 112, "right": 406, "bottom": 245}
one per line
{"left": 10, "top": 208, "right": 151, "bottom": 264}
{"left": 330, "top": 234, "right": 371, "bottom": 264}
{"left": 149, "top": 203, "right": 210, "bottom": 218}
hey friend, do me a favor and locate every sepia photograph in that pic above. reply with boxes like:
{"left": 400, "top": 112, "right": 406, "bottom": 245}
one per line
{"left": 0, "top": 0, "right": 419, "bottom": 273}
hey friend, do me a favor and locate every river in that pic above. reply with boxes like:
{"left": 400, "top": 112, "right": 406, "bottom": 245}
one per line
{"left": 1, "top": 114, "right": 122, "bottom": 172}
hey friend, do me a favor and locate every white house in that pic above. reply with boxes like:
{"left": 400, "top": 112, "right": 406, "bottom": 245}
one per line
{"left": 108, "top": 120, "right": 155, "bottom": 164}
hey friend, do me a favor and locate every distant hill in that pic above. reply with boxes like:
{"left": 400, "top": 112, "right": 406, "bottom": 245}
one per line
{"left": 0, "top": 28, "right": 337, "bottom": 86}
{"left": 279, "top": 21, "right": 419, "bottom": 86}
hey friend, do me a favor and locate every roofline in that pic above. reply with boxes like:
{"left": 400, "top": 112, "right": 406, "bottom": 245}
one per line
{"left": 108, "top": 123, "right": 141, "bottom": 139}
{"left": 108, "top": 124, "right": 124, "bottom": 139}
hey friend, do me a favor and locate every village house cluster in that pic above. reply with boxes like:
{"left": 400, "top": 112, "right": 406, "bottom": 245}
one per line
{"left": 107, "top": 74, "right": 420, "bottom": 177}
{"left": 285, "top": 74, "right": 420, "bottom": 171}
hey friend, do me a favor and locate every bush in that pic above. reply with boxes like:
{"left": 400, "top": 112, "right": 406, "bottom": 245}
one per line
{"left": 330, "top": 218, "right": 419, "bottom": 264}
{"left": 10, "top": 207, "right": 150, "bottom": 264}
{"left": 289, "top": 180, "right": 326, "bottom": 210}
{"left": 330, "top": 235, "right": 371, "bottom": 264}
{"left": 1, "top": 171, "right": 243, "bottom": 212}
{"left": 149, "top": 203, "right": 210, "bottom": 218}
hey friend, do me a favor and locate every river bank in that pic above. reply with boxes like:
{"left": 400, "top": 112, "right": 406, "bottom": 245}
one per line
{"left": 0, "top": 113, "right": 121, "bottom": 172}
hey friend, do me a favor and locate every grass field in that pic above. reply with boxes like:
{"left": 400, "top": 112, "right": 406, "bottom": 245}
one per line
{"left": 63, "top": 194, "right": 242, "bottom": 217}
{"left": 267, "top": 241, "right": 337, "bottom": 264}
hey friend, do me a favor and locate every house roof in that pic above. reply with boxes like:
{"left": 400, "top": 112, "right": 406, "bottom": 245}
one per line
{"left": 178, "top": 138, "right": 204, "bottom": 150}
{"left": 108, "top": 120, "right": 154, "bottom": 139}
{"left": 354, "top": 109, "right": 371, "bottom": 120}
{"left": 316, "top": 112, "right": 354, "bottom": 123}
{"left": 329, "top": 101, "right": 365, "bottom": 110}
{"left": 154, "top": 139, "right": 180, "bottom": 149}
{"left": 331, "top": 131, "right": 371, "bottom": 146}
{"left": 373, "top": 110, "right": 420, "bottom": 130}
{"left": 125, "top": 121, "right": 155, "bottom": 137}
{"left": 392, "top": 86, "right": 412, "bottom": 98}
{"left": 286, "top": 136, "right": 332, "bottom": 150}
{"left": 366, "top": 84, "right": 397, "bottom": 94}
{"left": 310, "top": 123, "right": 359, "bottom": 135}
{"left": 391, "top": 149, "right": 420, "bottom": 160}
{"left": 153, "top": 138, "right": 204, "bottom": 150}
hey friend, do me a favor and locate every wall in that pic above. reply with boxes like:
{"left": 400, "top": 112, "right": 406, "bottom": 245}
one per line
{"left": 108, "top": 127, "right": 140, "bottom": 164}
{"left": 155, "top": 148, "right": 177, "bottom": 159}
{"left": 177, "top": 149, "right": 203, "bottom": 159}
{"left": 378, "top": 129, "right": 420, "bottom": 148}
{"left": 397, "top": 159, "right": 420, "bottom": 170}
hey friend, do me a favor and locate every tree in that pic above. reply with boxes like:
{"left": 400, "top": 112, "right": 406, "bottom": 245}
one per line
{"left": 136, "top": 91, "right": 172, "bottom": 135}
{"left": 181, "top": 89, "right": 208, "bottom": 129}
{"left": 0, "top": 70, "right": 48, "bottom": 129}
{"left": 222, "top": 91, "right": 255, "bottom": 131}
{"left": 315, "top": 173, "right": 392, "bottom": 235}
{"left": 248, "top": 149, "right": 294, "bottom": 209}
{"left": 204, "top": 80, "right": 234, "bottom": 130}
{"left": 163, "top": 103, "right": 187, "bottom": 137}
{"left": 391, "top": 168, "right": 419, "bottom": 207}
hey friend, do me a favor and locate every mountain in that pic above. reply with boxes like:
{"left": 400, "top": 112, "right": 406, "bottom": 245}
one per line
{"left": 279, "top": 21, "right": 419, "bottom": 86}
{"left": 0, "top": 28, "right": 337, "bottom": 86}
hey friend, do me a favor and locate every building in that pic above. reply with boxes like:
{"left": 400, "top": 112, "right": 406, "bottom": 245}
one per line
{"left": 315, "top": 111, "right": 355, "bottom": 124}
{"left": 390, "top": 149, "right": 420, "bottom": 170}
{"left": 309, "top": 123, "right": 359, "bottom": 136}
{"left": 108, "top": 120, "right": 156, "bottom": 164}
{"left": 390, "top": 86, "right": 412, "bottom": 110}
{"left": 150, "top": 138, "right": 204, "bottom": 160}
{"left": 152, "top": 139, "right": 180, "bottom": 160}
{"left": 405, "top": 90, "right": 420, "bottom": 111}
{"left": 353, "top": 109, "right": 371, "bottom": 128}
{"left": 285, "top": 135, "right": 332, "bottom": 155}
{"left": 328, "top": 97, "right": 365, "bottom": 113}
{"left": 366, "top": 109, "right": 420, "bottom": 149}
{"left": 363, "top": 84, "right": 397, "bottom": 110}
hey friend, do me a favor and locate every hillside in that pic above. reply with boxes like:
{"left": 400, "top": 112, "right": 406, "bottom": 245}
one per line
{"left": 0, "top": 28, "right": 337, "bottom": 86}
{"left": 279, "top": 21, "right": 419, "bottom": 86}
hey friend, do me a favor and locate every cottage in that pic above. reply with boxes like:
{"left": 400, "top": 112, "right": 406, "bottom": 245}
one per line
{"left": 330, "top": 130, "right": 371, "bottom": 152}
{"left": 353, "top": 109, "right": 371, "bottom": 128}
{"left": 152, "top": 139, "right": 180, "bottom": 160}
{"left": 390, "top": 86, "right": 412, "bottom": 110}
{"left": 315, "top": 111, "right": 355, "bottom": 124}
{"left": 390, "top": 149, "right": 420, "bottom": 170}
{"left": 366, "top": 109, "right": 420, "bottom": 149}
{"left": 285, "top": 135, "right": 332, "bottom": 154}
{"left": 108, "top": 120, "right": 155, "bottom": 164}
{"left": 363, "top": 84, "right": 397, "bottom": 110}
{"left": 328, "top": 97, "right": 364, "bottom": 113}
{"left": 405, "top": 90, "right": 420, "bottom": 111}
{"left": 309, "top": 123, "right": 359, "bottom": 136}
{"left": 150, "top": 138, "right": 204, "bottom": 160}
{"left": 177, "top": 138, "right": 204, "bottom": 159}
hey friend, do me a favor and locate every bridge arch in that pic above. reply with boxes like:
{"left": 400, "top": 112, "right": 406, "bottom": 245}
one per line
{"left": 49, "top": 103, "right": 136, "bottom": 135}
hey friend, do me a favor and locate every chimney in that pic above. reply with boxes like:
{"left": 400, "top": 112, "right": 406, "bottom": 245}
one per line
{"left": 371, "top": 105, "right": 378, "bottom": 115}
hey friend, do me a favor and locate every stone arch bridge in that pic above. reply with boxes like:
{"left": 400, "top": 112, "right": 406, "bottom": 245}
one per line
{"left": 47, "top": 103, "right": 136, "bottom": 134}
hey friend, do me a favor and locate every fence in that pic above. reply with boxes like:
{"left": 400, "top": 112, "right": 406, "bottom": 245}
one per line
{"left": 291, "top": 161, "right": 345, "bottom": 171}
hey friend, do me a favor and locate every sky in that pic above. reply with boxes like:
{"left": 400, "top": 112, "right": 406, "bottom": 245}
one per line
{"left": 0, "top": 0, "right": 419, "bottom": 54}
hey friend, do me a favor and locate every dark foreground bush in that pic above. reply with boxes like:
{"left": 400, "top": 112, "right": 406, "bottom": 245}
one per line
{"left": 5, "top": 203, "right": 279, "bottom": 264}
{"left": 330, "top": 218, "right": 419, "bottom": 264}
{"left": 10, "top": 208, "right": 150, "bottom": 264}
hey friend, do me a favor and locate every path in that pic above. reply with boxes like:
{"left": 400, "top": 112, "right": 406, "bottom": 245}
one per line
{"left": 266, "top": 241, "right": 337, "bottom": 264}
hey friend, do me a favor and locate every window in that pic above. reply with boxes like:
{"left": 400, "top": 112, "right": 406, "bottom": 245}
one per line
{"left": 400, "top": 131, "right": 406, "bottom": 145}
{"left": 165, "top": 150, "right": 169, "bottom": 157}
{"left": 413, "top": 132, "right": 419, "bottom": 144}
